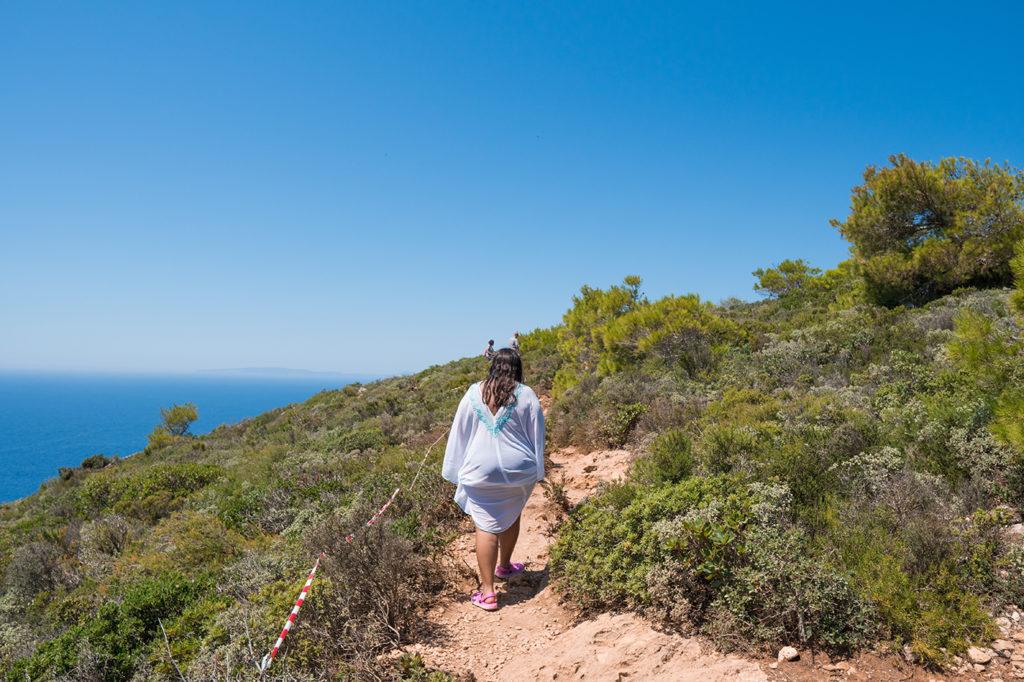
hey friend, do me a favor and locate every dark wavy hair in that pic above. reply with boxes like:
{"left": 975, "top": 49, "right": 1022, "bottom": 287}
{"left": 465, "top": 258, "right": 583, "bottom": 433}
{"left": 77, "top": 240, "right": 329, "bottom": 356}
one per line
{"left": 482, "top": 348, "right": 523, "bottom": 409}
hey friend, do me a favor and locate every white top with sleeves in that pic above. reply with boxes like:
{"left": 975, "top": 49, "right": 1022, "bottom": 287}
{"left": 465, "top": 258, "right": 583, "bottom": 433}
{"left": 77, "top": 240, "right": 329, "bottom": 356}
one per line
{"left": 442, "top": 382, "right": 545, "bottom": 532}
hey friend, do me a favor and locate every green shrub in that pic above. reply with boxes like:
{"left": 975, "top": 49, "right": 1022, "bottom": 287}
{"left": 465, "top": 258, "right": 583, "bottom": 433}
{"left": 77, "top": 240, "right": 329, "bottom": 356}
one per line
{"left": 551, "top": 478, "right": 724, "bottom": 609}
{"left": 553, "top": 276, "right": 645, "bottom": 396}
{"left": 697, "top": 423, "right": 760, "bottom": 475}
{"left": 77, "top": 463, "right": 223, "bottom": 521}
{"left": 631, "top": 430, "right": 694, "bottom": 486}
{"left": 126, "top": 511, "right": 246, "bottom": 574}
{"left": 396, "top": 653, "right": 456, "bottom": 681}
{"left": 547, "top": 372, "right": 662, "bottom": 448}
{"left": 910, "top": 570, "right": 996, "bottom": 666}
{"left": 701, "top": 526, "right": 877, "bottom": 652}
{"left": 327, "top": 426, "right": 389, "bottom": 453}
{"left": 214, "top": 479, "right": 270, "bottom": 532}
{"left": 552, "top": 477, "right": 877, "bottom": 652}
{"left": 753, "top": 259, "right": 823, "bottom": 301}
{"left": 10, "top": 572, "right": 206, "bottom": 681}
{"left": 598, "top": 294, "right": 746, "bottom": 376}
{"left": 81, "top": 453, "right": 114, "bottom": 469}
{"left": 155, "top": 594, "right": 231, "bottom": 675}
{"left": 144, "top": 425, "right": 175, "bottom": 453}
{"left": 604, "top": 402, "right": 647, "bottom": 446}
{"left": 519, "top": 325, "right": 563, "bottom": 390}
{"left": 834, "top": 516, "right": 1002, "bottom": 667}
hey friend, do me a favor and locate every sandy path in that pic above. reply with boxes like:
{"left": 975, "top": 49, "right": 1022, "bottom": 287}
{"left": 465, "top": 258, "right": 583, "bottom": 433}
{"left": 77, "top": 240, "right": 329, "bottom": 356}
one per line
{"left": 409, "top": 446, "right": 767, "bottom": 681}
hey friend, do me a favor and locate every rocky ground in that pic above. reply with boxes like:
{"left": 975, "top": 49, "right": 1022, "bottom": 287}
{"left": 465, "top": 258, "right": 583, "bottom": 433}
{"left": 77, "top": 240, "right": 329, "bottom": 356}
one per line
{"left": 947, "top": 608, "right": 1024, "bottom": 679}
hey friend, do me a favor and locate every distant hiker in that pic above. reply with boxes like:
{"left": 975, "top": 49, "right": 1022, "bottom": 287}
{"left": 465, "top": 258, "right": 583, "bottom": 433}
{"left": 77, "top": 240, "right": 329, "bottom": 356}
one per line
{"left": 483, "top": 339, "right": 496, "bottom": 360}
{"left": 509, "top": 331, "right": 521, "bottom": 353}
{"left": 442, "top": 349, "right": 545, "bottom": 611}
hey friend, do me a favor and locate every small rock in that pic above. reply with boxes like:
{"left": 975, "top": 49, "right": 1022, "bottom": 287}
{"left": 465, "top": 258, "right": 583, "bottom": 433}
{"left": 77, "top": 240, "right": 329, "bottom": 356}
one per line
{"left": 1007, "top": 523, "right": 1024, "bottom": 538}
{"left": 969, "top": 646, "right": 995, "bottom": 664}
{"left": 768, "top": 662, "right": 778, "bottom": 670}
{"left": 778, "top": 646, "right": 799, "bottom": 662}
{"left": 1014, "top": 632, "right": 1024, "bottom": 643}
{"left": 822, "top": 663, "right": 850, "bottom": 672}
{"left": 993, "top": 640, "right": 1016, "bottom": 655}
{"left": 902, "top": 644, "right": 917, "bottom": 663}
{"left": 976, "top": 663, "right": 988, "bottom": 672}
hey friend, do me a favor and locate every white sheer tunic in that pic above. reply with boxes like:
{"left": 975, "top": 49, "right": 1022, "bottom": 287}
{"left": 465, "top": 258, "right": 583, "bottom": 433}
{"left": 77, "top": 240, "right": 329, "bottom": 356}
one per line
{"left": 442, "top": 382, "right": 545, "bottom": 533}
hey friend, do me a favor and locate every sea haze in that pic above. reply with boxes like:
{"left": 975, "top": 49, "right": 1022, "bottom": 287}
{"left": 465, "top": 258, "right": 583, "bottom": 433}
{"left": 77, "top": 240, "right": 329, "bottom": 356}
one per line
{"left": 0, "top": 370, "right": 377, "bottom": 502}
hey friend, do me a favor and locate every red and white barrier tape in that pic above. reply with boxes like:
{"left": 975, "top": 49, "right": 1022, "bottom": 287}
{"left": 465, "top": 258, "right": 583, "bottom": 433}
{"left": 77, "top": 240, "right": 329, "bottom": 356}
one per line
{"left": 258, "top": 429, "right": 449, "bottom": 674}
{"left": 260, "top": 553, "right": 323, "bottom": 672}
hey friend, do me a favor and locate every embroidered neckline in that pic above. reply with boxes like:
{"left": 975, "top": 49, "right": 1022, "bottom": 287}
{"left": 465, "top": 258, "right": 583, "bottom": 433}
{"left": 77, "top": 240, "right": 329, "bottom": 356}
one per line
{"left": 469, "top": 383, "right": 523, "bottom": 435}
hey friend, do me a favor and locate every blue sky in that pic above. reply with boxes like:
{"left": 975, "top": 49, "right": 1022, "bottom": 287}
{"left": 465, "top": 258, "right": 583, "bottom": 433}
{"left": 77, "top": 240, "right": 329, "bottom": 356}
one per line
{"left": 2, "top": 2, "right": 1022, "bottom": 375}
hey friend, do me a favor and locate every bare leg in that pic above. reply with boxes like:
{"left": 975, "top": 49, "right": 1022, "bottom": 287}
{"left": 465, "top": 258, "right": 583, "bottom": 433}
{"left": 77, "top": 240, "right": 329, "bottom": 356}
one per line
{"left": 497, "top": 515, "right": 521, "bottom": 569}
{"left": 475, "top": 527, "right": 499, "bottom": 595}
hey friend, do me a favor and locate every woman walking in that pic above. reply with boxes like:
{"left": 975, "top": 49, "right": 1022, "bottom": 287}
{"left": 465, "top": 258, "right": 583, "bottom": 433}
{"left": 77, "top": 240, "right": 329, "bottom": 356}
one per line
{"left": 442, "top": 348, "right": 545, "bottom": 611}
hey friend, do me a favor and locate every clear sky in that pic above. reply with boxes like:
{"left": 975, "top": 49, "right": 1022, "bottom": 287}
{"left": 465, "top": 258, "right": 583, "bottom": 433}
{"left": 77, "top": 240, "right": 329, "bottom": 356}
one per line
{"left": 2, "top": 2, "right": 1023, "bottom": 375}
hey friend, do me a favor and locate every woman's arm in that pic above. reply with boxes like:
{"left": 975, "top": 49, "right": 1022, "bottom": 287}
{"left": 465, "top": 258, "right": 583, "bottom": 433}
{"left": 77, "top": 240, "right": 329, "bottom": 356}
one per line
{"left": 441, "top": 393, "right": 474, "bottom": 484}
{"left": 528, "top": 392, "right": 545, "bottom": 481}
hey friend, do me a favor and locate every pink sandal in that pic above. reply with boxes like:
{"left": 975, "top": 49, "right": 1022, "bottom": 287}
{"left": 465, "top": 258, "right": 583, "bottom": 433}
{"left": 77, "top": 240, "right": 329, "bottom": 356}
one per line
{"left": 495, "top": 562, "right": 525, "bottom": 579}
{"left": 471, "top": 590, "right": 498, "bottom": 611}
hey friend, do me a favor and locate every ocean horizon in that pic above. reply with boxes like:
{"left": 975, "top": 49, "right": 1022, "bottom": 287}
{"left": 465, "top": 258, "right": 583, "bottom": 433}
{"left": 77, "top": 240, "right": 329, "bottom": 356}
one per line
{"left": 0, "top": 370, "right": 379, "bottom": 503}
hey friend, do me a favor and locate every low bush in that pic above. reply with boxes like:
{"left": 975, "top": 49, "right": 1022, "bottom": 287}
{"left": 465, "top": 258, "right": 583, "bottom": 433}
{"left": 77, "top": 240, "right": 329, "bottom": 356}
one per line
{"left": 284, "top": 504, "right": 449, "bottom": 678}
{"left": 630, "top": 429, "right": 694, "bottom": 486}
{"left": 80, "top": 453, "right": 114, "bottom": 470}
{"left": 699, "top": 526, "right": 877, "bottom": 652}
{"left": 551, "top": 477, "right": 877, "bottom": 653}
{"left": 3, "top": 541, "right": 66, "bottom": 596}
{"left": 8, "top": 572, "right": 206, "bottom": 681}
{"left": 76, "top": 462, "right": 223, "bottom": 521}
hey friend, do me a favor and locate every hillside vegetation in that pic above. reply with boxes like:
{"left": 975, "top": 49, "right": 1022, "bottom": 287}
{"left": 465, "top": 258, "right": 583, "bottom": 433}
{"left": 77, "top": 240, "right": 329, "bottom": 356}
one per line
{"left": 0, "top": 362, "right": 484, "bottom": 680}
{"left": 2, "top": 154, "right": 1024, "bottom": 679}
{"left": 545, "top": 155, "right": 1024, "bottom": 666}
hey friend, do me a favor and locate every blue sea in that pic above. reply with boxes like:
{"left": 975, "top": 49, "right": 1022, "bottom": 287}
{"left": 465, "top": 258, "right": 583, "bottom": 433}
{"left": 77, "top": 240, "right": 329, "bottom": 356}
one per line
{"left": 0, "top": 372, "right": 373, "bottom": 502}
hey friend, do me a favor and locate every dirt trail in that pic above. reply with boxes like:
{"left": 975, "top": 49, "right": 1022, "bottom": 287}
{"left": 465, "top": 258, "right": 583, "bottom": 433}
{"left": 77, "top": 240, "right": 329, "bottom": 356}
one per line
{"left": 408, "top": 445, "right": 767, "bottom": 681}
